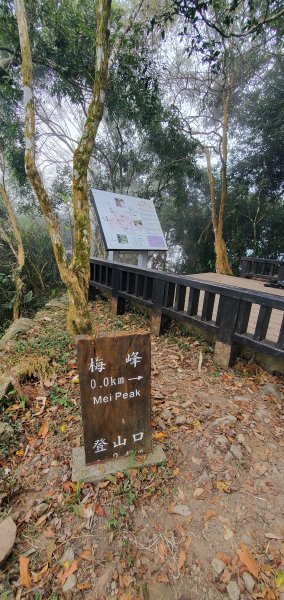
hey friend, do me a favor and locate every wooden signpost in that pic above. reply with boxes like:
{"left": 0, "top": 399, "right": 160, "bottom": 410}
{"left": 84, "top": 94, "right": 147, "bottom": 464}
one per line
{"left": 72, "top": 331, "right": 165, "bottom": 481}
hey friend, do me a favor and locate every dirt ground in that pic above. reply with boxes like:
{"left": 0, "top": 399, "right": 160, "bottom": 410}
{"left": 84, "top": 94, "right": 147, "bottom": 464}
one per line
{"left": 0, "top": 295, "right": 284, "bottom": 600}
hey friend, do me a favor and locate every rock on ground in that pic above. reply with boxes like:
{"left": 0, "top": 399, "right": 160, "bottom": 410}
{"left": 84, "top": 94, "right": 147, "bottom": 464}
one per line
{"left": 243, "top": 572, "right": 255, "bottom": 593}
{"left": 261, "top": 383, "right": 281, "bottom": 400}
{"left": 212, "top": 557, "right": 226, "bottom": 575}
{"left": 212, "top": 415, "right": 237, "bottom": 428}
{"left": 0, "top": 318, "right": 34, "bottom": 350}
{"left": 0, "top": 376, "right": 13, "bottom": 402}
{"left": 63, "top": 574, "right": 76, "bottom": 593}
{"left": 0, "top": 422, "right": 14, "bottom": 445}
{"left": 227, "top": 580, "right": 240, "bottom": 600}
{"left": 0, "top": 517, "right": 17, "bottom": 564}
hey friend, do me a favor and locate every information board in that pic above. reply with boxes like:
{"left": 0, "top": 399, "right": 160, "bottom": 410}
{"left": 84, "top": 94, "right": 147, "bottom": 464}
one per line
{"left": 77, "top": 332, "right": 152, "bottom": 465}
{"left": 90, "top": 189, "right": 168, "bottom": 251}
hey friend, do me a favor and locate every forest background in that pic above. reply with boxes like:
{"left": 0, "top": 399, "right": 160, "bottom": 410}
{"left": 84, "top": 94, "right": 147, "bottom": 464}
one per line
{"left": 0, "top": 0, "right": 284, "bottom": 334}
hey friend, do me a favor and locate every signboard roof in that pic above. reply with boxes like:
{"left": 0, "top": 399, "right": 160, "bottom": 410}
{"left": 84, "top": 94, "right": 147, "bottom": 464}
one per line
{"left": 90, "top": 189, "right": 168, "bottom": 251}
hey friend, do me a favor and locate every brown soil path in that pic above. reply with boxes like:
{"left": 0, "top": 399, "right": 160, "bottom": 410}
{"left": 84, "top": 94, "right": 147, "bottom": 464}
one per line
{"left": 0, "top": 296, "right": 283, "bottom": 600}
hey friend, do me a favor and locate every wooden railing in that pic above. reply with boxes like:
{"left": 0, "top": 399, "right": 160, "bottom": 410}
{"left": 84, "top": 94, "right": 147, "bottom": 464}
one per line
{"left": 240, "top": 257, "right": 284, "bottom": 280}
{"left": 90, "top": 258, "right": 284, "bottom": 366}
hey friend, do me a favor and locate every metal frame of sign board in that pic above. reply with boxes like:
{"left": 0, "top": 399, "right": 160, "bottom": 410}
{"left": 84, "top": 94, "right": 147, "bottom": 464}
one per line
{"left": 90, "top": 189, "right": 168, "bottom": 252}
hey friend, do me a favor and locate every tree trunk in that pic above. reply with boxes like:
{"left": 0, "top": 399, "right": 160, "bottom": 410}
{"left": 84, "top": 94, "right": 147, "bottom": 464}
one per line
{"left": 215, "top": 229, "right": 232, "bottom": 275}
{"left": 15, "top": 0, "right": 111, "bottom": 334}
{"left": 0, "top": 183, "right": 25, "bottom": 319}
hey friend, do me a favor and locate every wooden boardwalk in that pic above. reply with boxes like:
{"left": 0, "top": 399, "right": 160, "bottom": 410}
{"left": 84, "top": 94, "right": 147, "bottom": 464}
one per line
{"left": 188, "top": 273, "right": 284, "bottom": 344}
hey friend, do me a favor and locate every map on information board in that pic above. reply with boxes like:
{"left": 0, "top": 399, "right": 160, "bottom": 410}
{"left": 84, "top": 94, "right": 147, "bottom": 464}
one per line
{"left": 90, "top": 189, "right": 168, "bottom": 251}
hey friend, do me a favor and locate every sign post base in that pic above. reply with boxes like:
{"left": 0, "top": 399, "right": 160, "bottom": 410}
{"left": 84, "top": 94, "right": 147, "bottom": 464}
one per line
{"left": 72, "top": 445, "right": 166, "bottom": 483}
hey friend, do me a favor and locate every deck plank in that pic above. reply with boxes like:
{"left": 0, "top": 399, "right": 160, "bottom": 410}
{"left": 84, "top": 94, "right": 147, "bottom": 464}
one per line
{"left": 186, "top": 274, "right": 284, "bottom": 344}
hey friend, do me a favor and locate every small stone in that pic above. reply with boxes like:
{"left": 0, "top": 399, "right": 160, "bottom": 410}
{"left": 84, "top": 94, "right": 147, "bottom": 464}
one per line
{"left": 227, "top": 580, "right": 240, "bottom": 600}
{"left": 212, "top": 415, "right": 237, "bottom": 428}
{"left": 35, "top": 502, "right": 48, "bottom": 517}
{"left": 60, "top": 547, "right": 75, "bottom": 565}
{"left": 255, "top": 408, "right": 270, "bottom": 420}
{"left": 161, "top": 409, "right": 171, "bottom": 420}
{"left": 197, "top": 470, "right": 210, "bottom": 484}
{"left": 172, "top": 504, "right": 191, "bottom": 517}
{"left": 261, "top": 383, "right": 281, "bottom": 400}
{"left": 0, "top": 517, "right": 17, "bottom": 564}
{"left": 175, "top": 415, "right": 186, "bottom": 425}
{"left": 241, "top": 534, "right": 253, "bottom": 546}
{"left": 0, "top": 422, "right": 14, "bottom": 444}
{"left": 215, "top": 435, "right": 229, "bottom": 447}
{"left": 63, "top": 574, "right": 76, "bottom": 593}
{"left": 224, "top": 451, "right": 234, "bottom": 464}
{"left": 206, "top": 445, "right": 214, "bottom": 458}
{"left": 212, "top": 557, "right": 226, "bottom": 575}
{"left": 242, "top": 572, "right": 255, "bottom": 593}
{"left": 230, "top": 444, "right": 243, "bottom": 460}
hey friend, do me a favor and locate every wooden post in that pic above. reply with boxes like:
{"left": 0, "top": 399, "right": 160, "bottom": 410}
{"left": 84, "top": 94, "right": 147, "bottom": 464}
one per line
{"left": 150, "top": 279, "right": 171, "bottom": 336}
{"left": 214, "top": 296, "right": 240, "bottom": 368}
{"left": 111, "top": 265, "right": 126, "bottom": 315}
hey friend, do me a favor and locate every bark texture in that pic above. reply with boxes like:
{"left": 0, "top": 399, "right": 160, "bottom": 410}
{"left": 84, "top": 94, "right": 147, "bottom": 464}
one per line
{"left": 15, "top": 0, "right": 112, "bottom": 334}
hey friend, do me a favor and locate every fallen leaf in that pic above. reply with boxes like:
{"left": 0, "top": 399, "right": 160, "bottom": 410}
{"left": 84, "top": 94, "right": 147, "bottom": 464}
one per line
{"left": 99, "top": 480, "right": 110, "bottom": 489}
{"left": 178, "top": 549, "right": 186, "bottom": 569}
{"left": 47, "top": 539, "right": 56, "bottom": 563}
{"left": 204, "top": 509, "right": 217, "bottom": 523}
{"left": 194, "top": 488, "right": 205, "bottom": 498}
{"left": 95, "top": 503, "right": 105, "bottom": 517}
{"left": 224, "top": 526, "right": 234, "bottom": 540}
{"left": 154, "top": 432, "right": 168, "bottom": 439}
{"left": 192, "top": 456, "right": 202, "bottom": 465}
{"left": 236, "top": 544, "right": 259, "bottom": 578}
{"left": 43, "top": 528, "right": 55, "bottom": 539}
{"left": 265, "top": 532, "right": 284, "bottom": 540}
{"left": 121, "top": 574, "right": 133, "bottom": 586}
{"left": 156, "top": 572, "right": 169, "bottom": 583}
{"left": 19, "top": 556, "right": 32, "bottom": 588}
{"left": 79, "top": 550, "right": 92, "bottom": 561}
{"left": 217, "top": 552, "right": 232, "bottom": 565}
{"left": 32, "top": 562, "right": 49, "bottom": 583}
{"left": 77, "top": 582, "right": 91, "bottom": 590}
{"left": 158, "top": 541, "right": 167, "bottom": 562}
{"left": 36, "top": 514, "right": 47, "bottom": 527}
{"left": 214, "top": 480, "right": 230, "bottom": 493}
{"left": 39, "top": 419, "right": 49, "bottom": 439}
{"left": 58, "top": 560, "right": 78, "bottom": 585}
{"left": 275, "top": 569, "right": 284, "bottom": 589}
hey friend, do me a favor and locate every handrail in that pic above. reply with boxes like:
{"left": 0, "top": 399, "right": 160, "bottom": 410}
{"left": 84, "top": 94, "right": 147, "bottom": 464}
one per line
{"left": 90, "top": 257, "right": 284, "bottom": 362}
{"left": 240, "top": 256, "right": 284, "bottom": 280}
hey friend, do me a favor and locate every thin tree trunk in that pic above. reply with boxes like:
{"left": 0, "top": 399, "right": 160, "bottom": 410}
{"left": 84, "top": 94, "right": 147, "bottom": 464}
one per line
{"left": 15, "top": 0, "right": 112, "bottom": 334}
{"left": 216, "top": 83, "right": 232, "bottom": 275}
{"left": 0, "top": 183, "right": 25, "bottom": 319}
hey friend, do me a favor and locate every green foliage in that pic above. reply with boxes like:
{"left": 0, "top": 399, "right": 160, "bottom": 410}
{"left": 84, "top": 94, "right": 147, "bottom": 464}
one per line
{"left": 15, "top": 327, "right": 72, "bottom": 366}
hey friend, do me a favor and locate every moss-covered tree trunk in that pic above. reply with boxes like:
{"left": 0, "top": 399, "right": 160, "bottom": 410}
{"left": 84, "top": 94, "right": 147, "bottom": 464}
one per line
{"left": 0, "top": 183, "right": 25, "bottom": 320}
{"left": 15, "top": 0, "right": 112, "bottom": 334}
{"left": 203, "top": 76, "right": 233, "bottom": 276}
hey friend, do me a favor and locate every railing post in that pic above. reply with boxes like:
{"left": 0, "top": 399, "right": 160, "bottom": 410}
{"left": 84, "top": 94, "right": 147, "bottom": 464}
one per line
{"left": 150, "top": 279, "right": 171, "bottom": 336}
{"left": 111, "top": 266, "right": 126, "bottom": 315}
{"left": 214, "top": 296, "right": 240, "bottom": 368}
